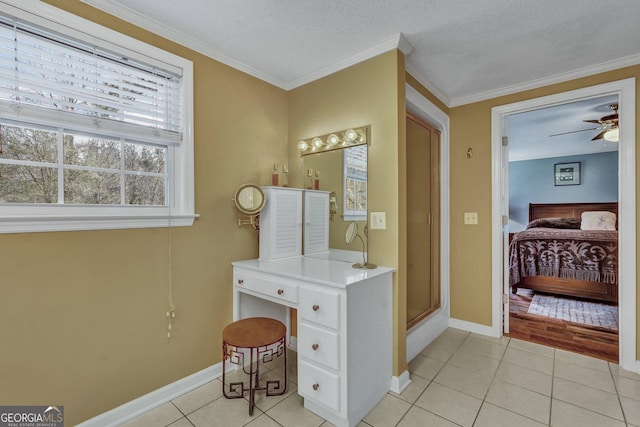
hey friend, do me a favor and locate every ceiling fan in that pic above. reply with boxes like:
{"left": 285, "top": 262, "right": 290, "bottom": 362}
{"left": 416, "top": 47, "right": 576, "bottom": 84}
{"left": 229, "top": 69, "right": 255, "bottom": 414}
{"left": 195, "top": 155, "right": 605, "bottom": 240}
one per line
{"left": 549, "top": 103, "right": 619, "bottom": 141}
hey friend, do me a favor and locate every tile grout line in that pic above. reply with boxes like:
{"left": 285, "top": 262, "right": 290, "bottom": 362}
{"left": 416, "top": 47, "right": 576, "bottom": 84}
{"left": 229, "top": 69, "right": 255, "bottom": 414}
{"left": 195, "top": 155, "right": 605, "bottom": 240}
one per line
{"left": 400, "top": 330, "right": 471, "bottom": 426}
{"left": 608, "top": 362, "right": 629, "bottom": 426}
{"left": 471, "top": 337, "right": 560, "bottom": 426}
{"left": 470, "top": 335, "right": 511, "bottom": 426}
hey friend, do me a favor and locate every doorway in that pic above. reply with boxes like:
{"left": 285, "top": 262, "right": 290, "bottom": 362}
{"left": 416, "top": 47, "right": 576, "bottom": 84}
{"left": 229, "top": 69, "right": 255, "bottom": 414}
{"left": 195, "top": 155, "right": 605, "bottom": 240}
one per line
{"left": 505, "top": 95, "right": 619, "bottom": 361}
{"left": 491, "top": 79, "right": 637, "bottom": 370}
{"left": 404, "top": 84, "right": 450, "bottom": 363}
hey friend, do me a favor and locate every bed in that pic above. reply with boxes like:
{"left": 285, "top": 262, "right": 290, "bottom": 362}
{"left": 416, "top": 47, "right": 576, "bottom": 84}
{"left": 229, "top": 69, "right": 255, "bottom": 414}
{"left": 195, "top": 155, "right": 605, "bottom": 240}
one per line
{"left": 509, "top": 202, "right": 618, "bottom": 303}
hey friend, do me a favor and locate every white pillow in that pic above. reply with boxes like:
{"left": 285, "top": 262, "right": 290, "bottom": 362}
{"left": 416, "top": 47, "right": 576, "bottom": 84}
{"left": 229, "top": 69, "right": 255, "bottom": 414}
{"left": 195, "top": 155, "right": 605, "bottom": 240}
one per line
{"left": 581, "top": 211, "right": 617, "bottom": 231}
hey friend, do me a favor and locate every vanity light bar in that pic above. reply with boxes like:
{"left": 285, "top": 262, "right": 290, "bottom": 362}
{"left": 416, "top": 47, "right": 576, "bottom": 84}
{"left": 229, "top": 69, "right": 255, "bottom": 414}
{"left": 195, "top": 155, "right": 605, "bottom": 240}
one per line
{"left": 297, "top": 125, "right": 369, "bottom": 156}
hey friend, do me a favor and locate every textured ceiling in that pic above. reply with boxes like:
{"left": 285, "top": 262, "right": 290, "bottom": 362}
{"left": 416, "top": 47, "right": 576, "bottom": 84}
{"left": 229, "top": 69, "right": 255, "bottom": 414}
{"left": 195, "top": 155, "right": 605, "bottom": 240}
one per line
{"left": 80, "top": 0, "right": 635, "bottom": 159}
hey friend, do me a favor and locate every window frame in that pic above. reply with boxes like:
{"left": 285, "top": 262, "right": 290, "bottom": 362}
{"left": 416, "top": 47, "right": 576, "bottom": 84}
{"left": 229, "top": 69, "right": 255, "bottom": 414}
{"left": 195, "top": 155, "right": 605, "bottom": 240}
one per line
{"left": 0, "top": 1, "right": 195, "bottom": 234}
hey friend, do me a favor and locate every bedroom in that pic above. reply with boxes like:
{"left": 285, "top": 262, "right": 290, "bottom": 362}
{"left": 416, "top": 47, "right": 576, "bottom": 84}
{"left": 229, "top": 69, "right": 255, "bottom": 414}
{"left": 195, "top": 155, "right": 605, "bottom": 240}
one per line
{"left": 506, "top": 95, "right": 620, "bottom": 361}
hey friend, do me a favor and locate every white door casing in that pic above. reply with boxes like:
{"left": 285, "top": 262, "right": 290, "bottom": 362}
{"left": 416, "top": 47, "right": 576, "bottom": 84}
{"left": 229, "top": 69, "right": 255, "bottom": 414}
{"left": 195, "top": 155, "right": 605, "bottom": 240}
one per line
{"left": 491, "top": 78, "right": 637, "bottom": 371}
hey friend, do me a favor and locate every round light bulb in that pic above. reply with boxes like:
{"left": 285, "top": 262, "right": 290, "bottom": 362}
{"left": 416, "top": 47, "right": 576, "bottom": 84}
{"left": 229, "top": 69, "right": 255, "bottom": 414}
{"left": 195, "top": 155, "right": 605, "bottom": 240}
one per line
{"left": 297, "top": 140, "right": 309, "bottom": 151}
{"left": 312, "top": 137, "right": 323, "bottom": 149}
{"left": 603, "top": 127, "right": 619, "bottom": 142}
{"left": 344, "top": 129, "right": 358, "bottom": 142}
{"left": 327, "top": 134, "right": 339, "bottom": 147}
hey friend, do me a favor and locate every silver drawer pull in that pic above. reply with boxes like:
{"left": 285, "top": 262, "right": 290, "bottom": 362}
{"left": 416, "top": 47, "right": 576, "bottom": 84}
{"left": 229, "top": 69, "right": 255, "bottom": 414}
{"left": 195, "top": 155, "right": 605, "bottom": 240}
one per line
{"left": 237, "top": 279, "right": 244, "bottom": 285}
{"left": 312, "top": 343, "right": 319, "bottom": 351}
{"left": 277, "top": 289, "right": 284, "bottom": 295}
{"left": 312, "top": 383, "right": 319, "bottom": 391}
{"left": 312, "top": 304, "right": 320, "bottom": 312}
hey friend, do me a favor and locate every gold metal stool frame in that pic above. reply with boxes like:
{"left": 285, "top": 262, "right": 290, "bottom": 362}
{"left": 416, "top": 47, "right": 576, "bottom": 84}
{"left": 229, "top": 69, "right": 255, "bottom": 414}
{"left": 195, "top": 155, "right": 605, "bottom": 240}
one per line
{"left": 222, "top": 317, "right": 287, "bottom": 415}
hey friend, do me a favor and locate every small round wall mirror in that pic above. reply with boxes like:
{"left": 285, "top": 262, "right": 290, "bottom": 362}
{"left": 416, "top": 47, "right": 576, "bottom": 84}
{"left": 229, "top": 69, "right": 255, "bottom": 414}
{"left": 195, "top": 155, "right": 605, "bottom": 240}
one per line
{"left": 234, "top": 183, "right": 266, "bottom": 216}
{"left": 234, "top": 183, "right": 265, "bottom": 229}
{"left": 345, "top": 221, "right": 358, "bottom": 244}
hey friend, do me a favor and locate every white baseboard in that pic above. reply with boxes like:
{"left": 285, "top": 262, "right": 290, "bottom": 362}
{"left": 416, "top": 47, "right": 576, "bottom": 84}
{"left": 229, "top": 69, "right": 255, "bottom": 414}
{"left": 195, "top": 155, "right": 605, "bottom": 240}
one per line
{"left": 390, "top": 370, "right": 411, "bottom": 394}
{"left": 448, "top": 317, "right": 499, "bottom": 337}
{"left": 289, "top": 335, "right": 298, "bottom": 352}
{"left": 406, "top": 307, "right": 449, "bottom": 362}
{"left": 77, "top": 363, "right": 223, "bottom": 427}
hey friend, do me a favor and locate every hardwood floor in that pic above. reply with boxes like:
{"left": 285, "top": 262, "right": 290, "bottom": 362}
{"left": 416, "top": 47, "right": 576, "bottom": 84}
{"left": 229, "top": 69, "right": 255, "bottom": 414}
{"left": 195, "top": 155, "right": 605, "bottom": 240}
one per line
{"left": 506, "top": 289, "right": 619, "bottom": 362}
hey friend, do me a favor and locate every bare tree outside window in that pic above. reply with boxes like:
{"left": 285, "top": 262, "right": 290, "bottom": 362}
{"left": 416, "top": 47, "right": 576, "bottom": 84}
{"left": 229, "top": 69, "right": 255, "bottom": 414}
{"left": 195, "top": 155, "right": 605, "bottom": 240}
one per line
{"left": 0, "top": 123, "right": 167, "bottom": 206}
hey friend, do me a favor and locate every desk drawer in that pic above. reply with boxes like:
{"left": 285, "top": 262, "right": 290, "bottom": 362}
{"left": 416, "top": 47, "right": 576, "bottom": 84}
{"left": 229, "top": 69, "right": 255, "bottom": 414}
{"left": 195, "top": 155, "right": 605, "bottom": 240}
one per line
{"left": 299, "top": 287, "right": 340, "bottom": 329}
{"left": 234, "top": 270, "right": 298, "bottom": 305}
{"left": 298, "top": 322, "right": 340, "bottom": 370}
{"left": 299, "top": 361, "right": 340, "bottom": 412}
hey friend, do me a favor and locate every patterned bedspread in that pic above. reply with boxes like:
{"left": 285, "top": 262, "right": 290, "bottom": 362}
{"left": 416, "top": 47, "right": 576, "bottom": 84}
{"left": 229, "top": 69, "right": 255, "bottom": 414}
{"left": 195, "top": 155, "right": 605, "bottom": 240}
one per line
{"left": 509, "top": 227, "right": 618, "bottom": 286}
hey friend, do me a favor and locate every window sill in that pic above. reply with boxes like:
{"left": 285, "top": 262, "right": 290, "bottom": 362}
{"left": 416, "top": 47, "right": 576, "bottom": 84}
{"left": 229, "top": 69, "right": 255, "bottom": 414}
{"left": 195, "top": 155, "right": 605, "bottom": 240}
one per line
{"left": 0, "top": 213, "right": 198, "bottom": 234}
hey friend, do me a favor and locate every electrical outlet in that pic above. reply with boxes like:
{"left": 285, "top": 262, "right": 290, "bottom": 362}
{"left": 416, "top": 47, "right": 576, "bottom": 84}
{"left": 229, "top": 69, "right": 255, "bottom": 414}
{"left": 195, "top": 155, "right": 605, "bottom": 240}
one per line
{"left": 464, "top": 212, "right": 478, "bottom": 225}
{"left": 370, "top": 212, "right": 386, "bottom": 229}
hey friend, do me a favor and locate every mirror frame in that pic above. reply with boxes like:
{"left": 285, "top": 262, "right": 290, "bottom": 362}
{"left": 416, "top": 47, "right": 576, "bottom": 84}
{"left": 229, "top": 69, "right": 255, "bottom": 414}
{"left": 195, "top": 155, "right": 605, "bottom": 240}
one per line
{"left": 233, "top": 183, "right": 266, "bottom": 215}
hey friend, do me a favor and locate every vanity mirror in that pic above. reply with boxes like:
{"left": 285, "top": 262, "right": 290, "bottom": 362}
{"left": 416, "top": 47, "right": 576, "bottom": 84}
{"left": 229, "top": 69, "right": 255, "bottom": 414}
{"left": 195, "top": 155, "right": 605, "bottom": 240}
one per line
{"left": 300, "top": 125, "right": 369, "bottom": 263}
{"left": 233, "top": 183, "right": 266, "bottom": 229}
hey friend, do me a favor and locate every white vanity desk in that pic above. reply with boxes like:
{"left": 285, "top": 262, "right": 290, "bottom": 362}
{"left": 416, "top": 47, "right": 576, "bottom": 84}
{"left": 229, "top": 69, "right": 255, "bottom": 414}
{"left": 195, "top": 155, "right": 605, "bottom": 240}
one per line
{"left": 232, "top": 256, "right": 394, "bottom": 427}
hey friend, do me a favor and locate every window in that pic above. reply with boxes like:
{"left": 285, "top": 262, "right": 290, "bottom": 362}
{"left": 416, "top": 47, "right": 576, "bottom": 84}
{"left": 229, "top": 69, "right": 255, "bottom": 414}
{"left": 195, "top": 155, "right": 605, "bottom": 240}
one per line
{"left": 343, "top": 145, "right": 367, "bottom": 221}
{"left": 0, "top": 2, "right": 194, "bottom": 233}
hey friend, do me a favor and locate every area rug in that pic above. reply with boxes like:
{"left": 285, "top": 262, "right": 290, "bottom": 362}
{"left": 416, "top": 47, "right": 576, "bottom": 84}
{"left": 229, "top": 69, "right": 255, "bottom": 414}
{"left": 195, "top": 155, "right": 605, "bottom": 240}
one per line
{"left": 527, "top": 294, "right": 618, "bottom": 330}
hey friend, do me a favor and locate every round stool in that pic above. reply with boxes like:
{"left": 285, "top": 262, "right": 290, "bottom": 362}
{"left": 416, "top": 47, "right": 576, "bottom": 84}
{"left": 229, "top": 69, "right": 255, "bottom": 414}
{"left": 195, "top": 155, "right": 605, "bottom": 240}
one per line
{"left": 222, "top": 317, "right": 287, "bottom": 415}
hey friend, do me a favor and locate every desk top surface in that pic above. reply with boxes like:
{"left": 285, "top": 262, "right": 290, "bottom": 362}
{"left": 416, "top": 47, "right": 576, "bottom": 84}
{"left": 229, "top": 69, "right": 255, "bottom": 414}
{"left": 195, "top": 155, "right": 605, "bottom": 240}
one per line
{"left": 232, "top": 256, "right": 395, "bottom": 288}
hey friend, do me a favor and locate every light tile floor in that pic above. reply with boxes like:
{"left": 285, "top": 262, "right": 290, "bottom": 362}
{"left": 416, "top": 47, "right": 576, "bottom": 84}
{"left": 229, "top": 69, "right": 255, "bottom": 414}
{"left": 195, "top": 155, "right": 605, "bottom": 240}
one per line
{"left": 122, "top": 328, "right": 640, "bottom": 426}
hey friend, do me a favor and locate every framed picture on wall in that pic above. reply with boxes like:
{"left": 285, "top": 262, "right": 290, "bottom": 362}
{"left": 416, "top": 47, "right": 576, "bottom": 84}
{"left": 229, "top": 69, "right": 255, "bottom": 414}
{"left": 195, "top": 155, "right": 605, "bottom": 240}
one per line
{"left": 554, "top": 162, "right": 581, "bottom": 186}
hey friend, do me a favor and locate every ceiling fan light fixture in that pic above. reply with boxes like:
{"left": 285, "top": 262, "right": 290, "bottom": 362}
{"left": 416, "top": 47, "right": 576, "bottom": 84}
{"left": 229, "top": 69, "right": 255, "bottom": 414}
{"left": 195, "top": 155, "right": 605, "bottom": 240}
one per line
{"left": 603, "top": 127, "right": 619, "bottom": 142}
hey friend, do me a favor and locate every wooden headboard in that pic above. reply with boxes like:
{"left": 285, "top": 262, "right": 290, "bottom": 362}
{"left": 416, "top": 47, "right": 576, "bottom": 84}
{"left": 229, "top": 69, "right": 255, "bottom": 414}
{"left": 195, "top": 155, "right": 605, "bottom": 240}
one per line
{"left": 529, "top": 202, "right": 618, "bottom": 222}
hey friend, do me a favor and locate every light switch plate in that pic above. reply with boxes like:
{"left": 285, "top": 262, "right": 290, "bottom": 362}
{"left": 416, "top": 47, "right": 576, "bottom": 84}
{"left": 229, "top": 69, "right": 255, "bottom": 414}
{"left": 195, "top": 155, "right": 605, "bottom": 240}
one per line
{"left": 370, "top": 212, "right": 386, "bottom": 229}
{"left": 464, "top": 212, "right": 478, "bottom": 225}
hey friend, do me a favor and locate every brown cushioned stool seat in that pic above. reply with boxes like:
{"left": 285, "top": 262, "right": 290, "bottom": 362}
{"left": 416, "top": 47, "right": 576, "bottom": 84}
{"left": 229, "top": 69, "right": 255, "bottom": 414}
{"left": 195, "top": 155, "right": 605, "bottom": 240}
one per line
{"left": 222, "top": 317, "right": 287, "bottom": 415}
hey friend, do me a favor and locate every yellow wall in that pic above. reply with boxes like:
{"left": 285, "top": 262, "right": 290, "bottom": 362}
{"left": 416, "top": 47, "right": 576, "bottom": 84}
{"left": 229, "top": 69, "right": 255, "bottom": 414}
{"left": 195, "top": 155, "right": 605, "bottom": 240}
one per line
{"left": 1, "top": 2, "right": 288, "bottom": 424}
{"left": 446, "top": 66, "right": 640, "bottom": 354}
{"left": 6, "top": 2, "right": 639, "bottom": 425}
{"left": 288, "top": 50, "right": 407, "bottom": 375}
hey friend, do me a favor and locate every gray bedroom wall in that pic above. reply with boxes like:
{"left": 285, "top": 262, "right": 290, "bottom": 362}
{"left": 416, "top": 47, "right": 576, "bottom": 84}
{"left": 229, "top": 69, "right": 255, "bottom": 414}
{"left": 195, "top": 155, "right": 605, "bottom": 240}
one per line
{"left": 508, "top": 151, "right": 618, "bottom": 231}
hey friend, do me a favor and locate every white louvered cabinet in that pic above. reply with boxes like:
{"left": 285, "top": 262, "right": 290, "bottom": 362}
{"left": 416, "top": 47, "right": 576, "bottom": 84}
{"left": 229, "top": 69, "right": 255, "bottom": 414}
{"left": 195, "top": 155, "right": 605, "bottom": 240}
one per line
{"left": 303, "top": 190, "right": 330, "bottom": 255}
{"left": 259, "top": 187, "right": 303, "bottom": 260}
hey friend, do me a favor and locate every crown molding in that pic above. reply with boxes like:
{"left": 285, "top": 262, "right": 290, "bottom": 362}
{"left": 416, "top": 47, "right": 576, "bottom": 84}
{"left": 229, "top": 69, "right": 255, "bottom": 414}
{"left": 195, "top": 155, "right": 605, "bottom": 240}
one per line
{"left": 80, "top": 1, "right": 640, "bottom": 104}
{"left": 80, "top": 1, "right": 414, "bottom": 92}
{"left": 450, "top": 52, "right": 640, "bottom": 107}
{"left": 80, "top": 0, "right": 289, "bottom": 89}
{"left": 404, "top": 61, "right": 451, "bottom": 107}
{"left": 287, "top": 33, "right": 413, "bottom": 90}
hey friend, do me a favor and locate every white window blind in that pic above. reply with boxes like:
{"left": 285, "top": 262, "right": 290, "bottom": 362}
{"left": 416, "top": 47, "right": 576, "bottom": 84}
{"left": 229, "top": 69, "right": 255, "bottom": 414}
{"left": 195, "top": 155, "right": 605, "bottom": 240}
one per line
{"left": 0, "top": 2, "right": 195, "bottom": 233}
{"left": 0, "top": 13, "right": 183, "bottom": 145}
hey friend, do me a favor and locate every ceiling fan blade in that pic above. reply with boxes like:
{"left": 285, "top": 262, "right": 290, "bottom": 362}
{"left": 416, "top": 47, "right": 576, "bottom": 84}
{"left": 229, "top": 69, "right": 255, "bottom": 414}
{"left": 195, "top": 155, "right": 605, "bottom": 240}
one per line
{"left": 600, "top": 113, "right": 618, "bottom": 122}
{"left": 549, "top": 127, "right": 599, "bottom": 137}
{"left": 591, "top": 130, "right": 608, "bottom": 141}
